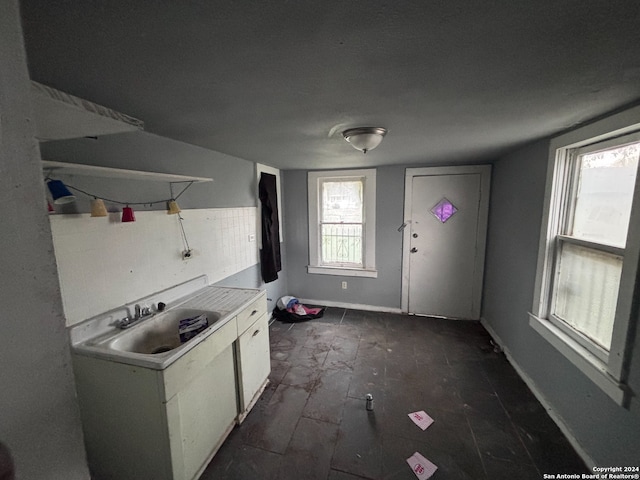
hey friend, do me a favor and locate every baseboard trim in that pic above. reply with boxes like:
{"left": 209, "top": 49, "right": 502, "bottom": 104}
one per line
{"left": 298, "top": 298, "right": 403, "bottom": 314}
{"left": 480, "top": 318, "right": 596, "bottom": 469}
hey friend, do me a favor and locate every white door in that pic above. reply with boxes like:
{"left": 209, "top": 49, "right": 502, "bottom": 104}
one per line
{"left": 402, "top": 166, "right": 491, "bottom": 319}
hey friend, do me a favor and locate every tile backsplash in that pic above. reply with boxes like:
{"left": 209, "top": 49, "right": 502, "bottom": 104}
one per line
{"left": 50, "top": 207, "right": 258, "bottom": 326}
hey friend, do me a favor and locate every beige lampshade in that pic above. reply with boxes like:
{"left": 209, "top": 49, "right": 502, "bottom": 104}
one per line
{"left": 90, "top": 198, "right": 108, "bottom": 217}
{"left": 167, "top": 200, "right": 181, "bottom": 215}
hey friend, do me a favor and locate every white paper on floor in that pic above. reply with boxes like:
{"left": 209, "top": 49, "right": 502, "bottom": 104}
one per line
{"left": 408, "top": 410, "right": 434, "bottom": 430}
{"left": 406, "top": 451, "right": 438, "bottom": 480}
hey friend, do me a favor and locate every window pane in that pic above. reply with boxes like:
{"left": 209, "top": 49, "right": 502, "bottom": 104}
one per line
{"left": 572, "top": 142, "right": 639, "bottom": 247}
{"left": 553, "top": 242, "right": 622, "bottom": 350}
{"left": 321, "top": 180, "right": 363, "bottom": 223}
{"left": 321, "top": 224, "right": 363, "bottom": 265}
{"left": 320, "top": 180, "right": 364, "bottom": 266}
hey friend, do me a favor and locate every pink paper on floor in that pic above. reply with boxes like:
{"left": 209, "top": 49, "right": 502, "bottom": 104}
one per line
{"left": 408, "top": 410, "right": 434, "bottom": 431}
{"left": 406, "top": 452, "right": 438, "bottom": 480}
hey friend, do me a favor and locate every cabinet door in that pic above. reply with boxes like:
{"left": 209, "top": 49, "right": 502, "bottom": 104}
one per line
{"left": 237, "top": 313, "right": 271, "bottom": 414}
{"left": 167, "top": 345, "right": 237, "bottom": 480}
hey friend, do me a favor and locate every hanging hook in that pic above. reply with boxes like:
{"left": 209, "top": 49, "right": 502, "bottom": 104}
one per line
{"left": 397, "top": 221, "right": 411, "bottom": 232}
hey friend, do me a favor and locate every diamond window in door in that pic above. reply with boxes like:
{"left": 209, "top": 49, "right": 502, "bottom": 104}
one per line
{"left": 430, "top": 197, "right": 457, "bottom": 223}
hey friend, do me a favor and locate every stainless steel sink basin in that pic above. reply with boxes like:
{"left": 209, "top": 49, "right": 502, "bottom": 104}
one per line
{"left": 103, "top": 308, "right": 222, "bottom": 355}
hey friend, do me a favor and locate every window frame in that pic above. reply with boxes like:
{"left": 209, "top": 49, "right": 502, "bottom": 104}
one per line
{"left": 530, "top": 108, "right": 640, "bottom": 406}
{"left": 307, "top": 169, "right": 377, "bottom": 278}
{"left": 548, "top": 235, "right": 623, "bottom": 362}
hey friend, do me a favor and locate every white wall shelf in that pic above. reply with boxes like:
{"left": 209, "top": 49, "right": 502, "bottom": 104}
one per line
{"left": 32, "top": 81, "right": 144, "bottom": 141}
{"left": 42, "top": 160, "right": 213, "bottom": 183}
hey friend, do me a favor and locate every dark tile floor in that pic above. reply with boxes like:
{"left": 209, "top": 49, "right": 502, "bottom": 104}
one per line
{"left": 202, "top": 308, "right": 587, "bottom": 479}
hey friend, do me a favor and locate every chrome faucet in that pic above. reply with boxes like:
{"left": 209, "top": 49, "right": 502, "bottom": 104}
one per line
{"left": 117, "top": 316, "right": 134, "bottom": 329}
{"left": 135, "top": 304, "right": 152, "bottom": 320}
{"left": 118, "top": 304, "right": 155, "bottom": 329}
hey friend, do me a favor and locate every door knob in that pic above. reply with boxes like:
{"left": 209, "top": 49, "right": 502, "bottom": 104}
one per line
{"left": 410, "top": 247, "right": 418, "bottom": 253}
{"left": 412, "top": 233, "right": 418, "bottom": 238}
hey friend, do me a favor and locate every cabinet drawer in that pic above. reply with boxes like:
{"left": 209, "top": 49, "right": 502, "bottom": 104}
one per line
{"left": 236, "top": 294, "right": 267, "bottom": 336}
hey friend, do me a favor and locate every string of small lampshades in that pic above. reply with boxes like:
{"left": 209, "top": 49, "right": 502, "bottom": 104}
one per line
{"left": 45, "top": 176, "right": 195, "bottom": 254}
{"left": 68, "top": 181, "right": 194, "bottom": 207}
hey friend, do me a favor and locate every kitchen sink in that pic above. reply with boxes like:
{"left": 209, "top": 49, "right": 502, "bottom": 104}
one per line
{"left": 69, "top": 280, "right": 265, "bottom": 369}
{"left": 101, "top": 308, "right": 222, "bottom": 355}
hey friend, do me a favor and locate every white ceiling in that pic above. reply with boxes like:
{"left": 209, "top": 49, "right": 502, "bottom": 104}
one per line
{"left": 20, "top": 1, "right": 640, "bottom": 170}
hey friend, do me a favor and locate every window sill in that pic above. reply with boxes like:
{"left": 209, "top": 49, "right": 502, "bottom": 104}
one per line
{"left": 307, "top": 265, "right": 378, "bottom": 278}
{"left": 528, "top": 313, "right": 627, "bottom": 406}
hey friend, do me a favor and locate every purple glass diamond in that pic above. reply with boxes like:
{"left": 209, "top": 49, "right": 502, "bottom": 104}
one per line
{"left": 431, "top": 198, "right": 457, "bottom": 223}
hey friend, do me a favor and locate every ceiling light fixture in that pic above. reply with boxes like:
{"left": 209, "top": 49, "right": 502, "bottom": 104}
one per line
{"left": 342, "top": 127, "right": 387, "bottom": 154}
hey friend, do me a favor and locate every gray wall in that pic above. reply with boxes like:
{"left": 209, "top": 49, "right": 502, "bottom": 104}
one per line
{"left": 0, "top": 2, "right": 90, "bottom": 478}
{"left": 283, "top": 166, "right": 405, "bottom": 308}
{"left": 215, "top": 244, "right": 288, "bottom": 314}
{"left": 40, "top": 130, "right": 256, "bottom": 213}
{"left": 482, "top": 140, "right": 640, "bottom": 464}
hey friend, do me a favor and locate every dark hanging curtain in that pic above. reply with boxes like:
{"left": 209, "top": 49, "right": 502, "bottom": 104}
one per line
{"left": 259, "top": 173, "right": 282, "bottom": 283}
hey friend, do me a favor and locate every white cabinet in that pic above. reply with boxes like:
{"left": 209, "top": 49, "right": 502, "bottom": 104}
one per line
{"left": 167, "top": 345, "right": 236, "bottom": 480}
{"left": 234, "top": 293, "right": 270, "bottom": 422}
{"left": 71, "top": 287, "right": 272, "bottom": 479}
{"left": 73, "top": 317, "right": 238, "bottom": 480}
{"left": 164, "top": 319, "right": 238, "bottom": 480}
{"left": 236, "top": 312, "right": 271, "bottom": 422}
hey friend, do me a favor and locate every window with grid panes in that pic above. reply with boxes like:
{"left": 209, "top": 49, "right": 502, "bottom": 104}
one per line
{"left": 307, "top": 169, "right": 377, "bottom": 278}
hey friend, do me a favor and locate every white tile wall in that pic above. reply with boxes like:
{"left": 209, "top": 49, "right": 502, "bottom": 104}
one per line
{"left": 50, "top": 207, "right": 258, "bottom": 326}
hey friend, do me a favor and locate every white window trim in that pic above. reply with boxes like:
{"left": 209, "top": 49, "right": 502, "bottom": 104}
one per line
{"left": 307, "top": 169, "right": 377, "bottom": 278}
{"left": 530, "top": 105, "right": 640, "bottom": 407}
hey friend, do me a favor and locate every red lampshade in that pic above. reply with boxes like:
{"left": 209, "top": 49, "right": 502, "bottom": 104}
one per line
{"left": 121, "top": 206, "right": 136, "bottom": 222}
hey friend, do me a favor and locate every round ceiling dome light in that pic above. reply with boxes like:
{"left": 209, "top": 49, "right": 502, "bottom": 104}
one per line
{"left": 342, "top": 127, "right": 387, "bottom": 154}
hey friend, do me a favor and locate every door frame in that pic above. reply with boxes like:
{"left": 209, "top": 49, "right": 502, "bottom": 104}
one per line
{"left": 401, "top": 165, "right": 492, "bottom": 316}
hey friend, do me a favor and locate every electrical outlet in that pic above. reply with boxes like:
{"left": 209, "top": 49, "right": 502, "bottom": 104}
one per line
{"left": 341, "top": 281, "right": 347, "bottom": 290}
{"left": 248, "top": 234, "right": 256, "bottom": 242}
{"left": 182, "top": 249, "right": 193, "bottom": 260}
